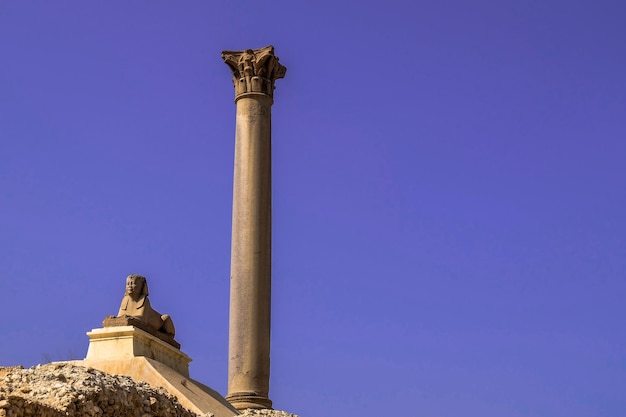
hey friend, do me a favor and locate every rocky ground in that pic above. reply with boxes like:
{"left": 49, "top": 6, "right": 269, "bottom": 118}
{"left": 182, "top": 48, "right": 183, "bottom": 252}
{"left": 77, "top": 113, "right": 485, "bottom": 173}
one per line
{"left": 0, "top": 363, "right": 206, "bottom": 417}
{"left": 0, "top": 363, "right": 299, "bottom": 417}
{"left": 238, "top": 410, "right": 298, "bottom": 417}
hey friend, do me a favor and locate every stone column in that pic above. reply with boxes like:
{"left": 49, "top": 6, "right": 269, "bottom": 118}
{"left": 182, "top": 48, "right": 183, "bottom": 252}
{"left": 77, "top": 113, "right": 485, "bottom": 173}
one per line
{"left": 221, "top": 46, "right": 286, "bottom": 411}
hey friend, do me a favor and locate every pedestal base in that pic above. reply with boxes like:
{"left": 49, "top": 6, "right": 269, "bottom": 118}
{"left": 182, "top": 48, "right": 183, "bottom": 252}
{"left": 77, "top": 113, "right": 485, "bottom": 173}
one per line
{"left": 85, "top": 326, "right": 190, "bottom": 377}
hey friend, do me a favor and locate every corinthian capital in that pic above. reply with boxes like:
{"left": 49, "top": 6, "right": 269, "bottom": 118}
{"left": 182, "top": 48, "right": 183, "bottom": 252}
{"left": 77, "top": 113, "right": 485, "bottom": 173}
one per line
{"left": 222, "top": 45, "right": 287, "bottom": 100}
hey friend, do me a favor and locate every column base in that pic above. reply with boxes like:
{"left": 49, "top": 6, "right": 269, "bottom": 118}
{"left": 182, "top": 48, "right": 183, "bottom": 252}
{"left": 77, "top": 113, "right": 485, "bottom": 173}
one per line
{"left": 226, "top": 392, "right": 273, "bottom": 410}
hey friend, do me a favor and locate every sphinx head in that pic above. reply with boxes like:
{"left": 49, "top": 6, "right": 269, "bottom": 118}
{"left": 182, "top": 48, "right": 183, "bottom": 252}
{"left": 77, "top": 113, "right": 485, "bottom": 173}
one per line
{"left": 125, "top": 274, "right": 149, "bottom": 301}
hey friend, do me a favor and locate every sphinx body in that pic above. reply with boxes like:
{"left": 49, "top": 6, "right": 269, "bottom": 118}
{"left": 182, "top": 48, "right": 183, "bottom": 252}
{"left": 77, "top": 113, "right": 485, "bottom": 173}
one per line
{"left": 117, "top": 274, "right": 175, "bottom": 337}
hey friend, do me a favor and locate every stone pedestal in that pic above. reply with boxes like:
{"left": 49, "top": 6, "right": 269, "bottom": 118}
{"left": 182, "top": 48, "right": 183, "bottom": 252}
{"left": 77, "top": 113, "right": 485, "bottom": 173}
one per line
{"left": 221, "top": 46, "right": 286, "bottom": 411}
{"left": 85, "top": 326, "right": 190, "bottom": 377}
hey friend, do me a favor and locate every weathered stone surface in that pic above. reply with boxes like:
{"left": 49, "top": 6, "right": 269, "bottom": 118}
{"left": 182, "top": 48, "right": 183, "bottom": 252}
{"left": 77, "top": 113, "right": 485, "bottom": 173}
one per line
{"left": 0, "top": 363, "right": 201, "bottom": 417}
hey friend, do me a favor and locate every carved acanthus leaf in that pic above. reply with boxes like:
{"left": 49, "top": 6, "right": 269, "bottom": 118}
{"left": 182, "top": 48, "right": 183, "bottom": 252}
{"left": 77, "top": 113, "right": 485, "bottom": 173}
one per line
{"left": 221, "top": 45, "right": 286, "bottom": 99}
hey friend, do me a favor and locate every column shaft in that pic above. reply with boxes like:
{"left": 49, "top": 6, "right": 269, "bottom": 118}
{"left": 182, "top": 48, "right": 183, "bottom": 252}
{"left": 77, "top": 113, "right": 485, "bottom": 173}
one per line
{"left": 227, "top": 95, "right": 273, "bottom": 410}
{"left": 222, "top": 46, "right": 285, "bottom": 411}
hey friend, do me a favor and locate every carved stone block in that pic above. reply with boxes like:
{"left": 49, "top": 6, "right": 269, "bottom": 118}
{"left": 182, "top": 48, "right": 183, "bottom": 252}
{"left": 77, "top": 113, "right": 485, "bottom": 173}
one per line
{"left": 85, "top": 326, "right": 191, "bottom": 377}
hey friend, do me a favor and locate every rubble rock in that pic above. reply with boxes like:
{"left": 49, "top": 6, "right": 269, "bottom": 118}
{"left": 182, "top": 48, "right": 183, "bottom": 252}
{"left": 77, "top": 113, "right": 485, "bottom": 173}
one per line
{"left": 239, "top": 409, "right": 298, "bottom": 417}
{"left": 0, "top": 363, "right": 199, "bottom": 417}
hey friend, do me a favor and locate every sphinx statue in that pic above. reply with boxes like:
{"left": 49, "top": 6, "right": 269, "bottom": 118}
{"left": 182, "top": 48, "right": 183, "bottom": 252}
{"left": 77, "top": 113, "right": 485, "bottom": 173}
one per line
{"left": 104, "top": 274, "right": 177, "bottom": 346}
{"left": 117, "top": 274, "right": 176, "bottom": 336}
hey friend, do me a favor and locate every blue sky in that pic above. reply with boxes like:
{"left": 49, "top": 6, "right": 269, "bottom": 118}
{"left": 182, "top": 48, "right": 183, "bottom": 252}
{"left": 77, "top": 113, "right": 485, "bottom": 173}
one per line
{"left": 1, "top": 2, "right": 625, "bottom": 416}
